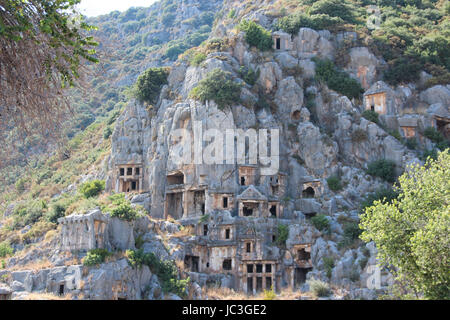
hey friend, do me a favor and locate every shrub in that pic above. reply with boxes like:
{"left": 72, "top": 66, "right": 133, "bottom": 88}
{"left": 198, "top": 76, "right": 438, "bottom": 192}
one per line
{"left": 15, "top": 178, "right": 26, "bottom": 193}
{"left": 276, "top": 224, "right": 289, "bottom": 247}
{"left": 367, "top": 159, "right": 397, "bottom": 183}
{"left": 308, "top": 279, "right": 331, "bottom": 297}
{"left": 422, "top": 149, "right": 438, "bottom": 161}
{"left": 126, "top": 249, "right": 189, "bottom": 298}
{"left": 327, "top": 176, "right": 343, "bottom": 192}
{"left": 109, "top": 201, "right": 138, "bottom": 222}
{"left": 45, "top": 203, "right": 66, "bottom": 223}
{"left": 311, "top": 214, "right": 330, "bottom": 232}
{"left": 323, "top": 257, "right": 335, "bottom": 278}
{"left": 79, "top": 180, "right": 105, "bottom": 198}
{"left": 343, "top": 222, "right": 362, "bottom": 242}
{"left": 359, "top": 257, "right": 369, "bottom": 270}
{"left": 0, "top": 241, "right": 13, "bottom": 258}
{"left": 388, "top": 129, "right": 403, "bottom": 142}
{"left": 238, "top": 20, "right": 273, "bottom": 51}
{"left": 189, "top": 52, "right": 206, "bottom": 66}
{"left": 315, "top": 59, "right": 363, "bottom": 99}
{"left": 83, "top": 249, "right": 112, "bottom": 266}
{"left": 361, "top": 187, "right": 399, "bottom": 211}
{"left": 275, "top": 12, "right": 344, "bottom": 35}
{"left": 239, "top": 66, "right": 260, "bottom": 86}
{"left": 405, "top": 138, "right": 418, "bottom": 150}
{"left": 134, "top": 67, "right": 169, "bottom": 105}
{"left": 263, "top": 287, "right": 276, "bottom": 300}
{"left": 309, "top": 0, "right": 358, "bottom": 24}
{"left": 351, "top": 129, "right": 368, "bottom": 143}
{"left": 103, "top": 126, "right": 113, "bottom": 139}
{"left": 362, "top": 110, "right": 379, "bottom": 124}
{"left": 189, "top": 69, "right": 242, "bottom": 110}
{"left": 12, "top": 200, "right": 46, "bottom": 229}
{"left": 383, "top": 57, "right": 422, "bottom": 86}
{"left": 424, "top": 127, "right": 446, "bottom": 147}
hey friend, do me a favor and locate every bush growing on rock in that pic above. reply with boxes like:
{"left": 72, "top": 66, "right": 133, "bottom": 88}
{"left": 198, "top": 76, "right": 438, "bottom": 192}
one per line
{"left": 0, "top": 241, "right": 13, "bottom": 258}
{"left": 308, "top": 279, "right": 331, "bottom": 297}
{"left": 276, "top": 224, "right": 289, "bottom": 247}
{"left": 83, "top": 249, "right": 112, "bottom": 266}
{"left": 189, "top": 52, "right": 207, "bottom": 66}
{"left": 45, "top": 203, "right": 67, "bottom": 223}
{"left": 362, "top": 110, "right": 379, "bottom": 124}
{"left": 361, "top": 187, "right": 399, "bottom": 211}
{"left": 327, "top": 176, "right": 343, "bottom": 192}
{"left": 134, "top": 67, "right": 170, "bottom": 105}
{"left": 351, "top": 129, "right": 368, "bottom": 143}
{"left": 424, "top": 127, "right": 449, "bottom": 150}
{"left": 323, "top": 257, "right": 335, "bottom": 278}
{"left": 238, "top": 20, "right": 273, "bottom": 51}
{"left": 239, "top": 66, "right": 260, "bottom": 86}
{"left": 311, "top": 214, "right": 330, "bottom": 232}
{"left": 126, "top": 249, "right": 189, "bottom": 298}
{"left": 405, "top": 138, "right": 418, "bottom": 150}
{"left": 367, "top": 159, "right": 397, "bottom": 183}
{"left": 12, "top": 200, "right": 46, "bottom": 230}
{"left": 275, "top": 12, "right": 348, "bottom": 35}
{"left": 79, "top": 180, "right": 105, "bottom": 198}
{"left": 109, "top": 201, "right": 138, "bottom": 222}
{"left": 314, "top": 58, "right": 363, "bottom": 99}
{"left": 189, "top": 69, "right": 242, "bottom": 110}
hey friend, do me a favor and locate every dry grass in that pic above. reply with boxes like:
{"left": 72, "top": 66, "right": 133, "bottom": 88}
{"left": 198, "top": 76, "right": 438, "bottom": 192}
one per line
{"left": 171, "top": 225, "right": 194, "bottom": 238}
{"left": 8, "top": 258, "right": 53, "bottom": 272}
{"left": 204, "top": 287, "right": 312, "bottom": 300}
{"left": 20, "top": 293, "right": 72, "bottom": 300}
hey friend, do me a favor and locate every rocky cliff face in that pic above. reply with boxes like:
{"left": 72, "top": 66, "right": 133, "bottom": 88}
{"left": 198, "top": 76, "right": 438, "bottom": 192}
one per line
{"left": 1, "top": 0, "right": 448, "bottom": 300}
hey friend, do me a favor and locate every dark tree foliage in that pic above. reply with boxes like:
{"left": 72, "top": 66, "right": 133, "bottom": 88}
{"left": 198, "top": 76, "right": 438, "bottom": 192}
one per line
{"left": 134, "top": 67, "right": 170, "bottom": 105}
{"left": 189, "top": 69, "right": 242, "bottom": 110}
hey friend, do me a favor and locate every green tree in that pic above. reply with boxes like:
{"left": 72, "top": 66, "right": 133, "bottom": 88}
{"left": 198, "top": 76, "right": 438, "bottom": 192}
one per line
{"left": 238, "top": 20, "right": 272, "bottom": 51}
{"left": 189, "top": 69, "right": 242, "bottom": 110}
{"left": 79, "top": 180, "right": 105, "bottom": 198}
{"left": 134, "top": 67, "right": 170, "bottom": 105}
{"left": 360, "top": 150, "right": 450, "bottom": 299}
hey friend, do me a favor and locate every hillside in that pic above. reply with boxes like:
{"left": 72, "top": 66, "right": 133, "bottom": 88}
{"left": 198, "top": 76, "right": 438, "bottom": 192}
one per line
{"left": 0, "top": 0, "right": 448, "bottom": 300}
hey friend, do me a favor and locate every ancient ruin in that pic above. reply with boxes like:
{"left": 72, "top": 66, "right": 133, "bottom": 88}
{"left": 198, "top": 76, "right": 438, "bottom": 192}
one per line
{"left": 58, "top": 210, "right": 108, "bottom": 252}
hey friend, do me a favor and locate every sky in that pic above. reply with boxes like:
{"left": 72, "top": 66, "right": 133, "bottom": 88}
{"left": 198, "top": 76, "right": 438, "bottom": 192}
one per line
{"left": 78, "top": 0, "right": 157, "bottom": 17}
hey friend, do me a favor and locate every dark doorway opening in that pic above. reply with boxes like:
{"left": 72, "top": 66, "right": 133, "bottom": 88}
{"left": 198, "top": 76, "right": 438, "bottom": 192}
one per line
{"left": 243, "top": 206, "right": 254, "bottom": 217}
{"left": 266, "top": 277, "right": 272, "bottom": 290}
{"left": 302, "top": 187, "right": 315, "bottom": 198}
{"left": 223, "top": 197, "right": 228, "bottom": 208}
{"left": 223, "top": 259, "right": 232, "bottom": 271}
{"left": 256, "top": 277, "right": 263, "bottom": 292}
{"left": 241, "top": 177, "right": 246, "bottom": 186}
{"left": 247, "top": 277, "right": 253, "bottom": 293}
{"left": 294, "top": 267, "right": 312, "bottom": 287}
{"left": 276, "top": 38, "right": 281, "bottom": 50}
{"left": 59, "top": 284, "right": 65, "bottom": 296}
{"left": 270, "top": 205, "right": 277, "bottom": 217}
{"left": 184, "top": 255, "right": 199, "bottom": 272}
